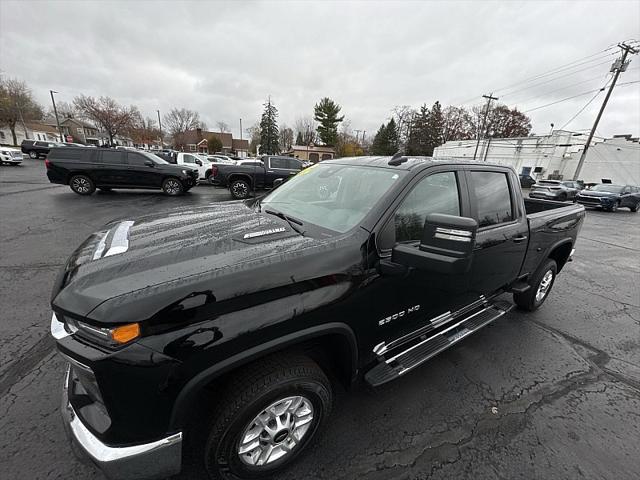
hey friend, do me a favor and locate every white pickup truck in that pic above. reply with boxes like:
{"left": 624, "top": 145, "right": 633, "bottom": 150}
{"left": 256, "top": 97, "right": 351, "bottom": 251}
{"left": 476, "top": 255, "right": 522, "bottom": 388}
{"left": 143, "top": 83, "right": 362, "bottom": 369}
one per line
{"left": 171, "top": 153, "right": 217, "bottom": 182}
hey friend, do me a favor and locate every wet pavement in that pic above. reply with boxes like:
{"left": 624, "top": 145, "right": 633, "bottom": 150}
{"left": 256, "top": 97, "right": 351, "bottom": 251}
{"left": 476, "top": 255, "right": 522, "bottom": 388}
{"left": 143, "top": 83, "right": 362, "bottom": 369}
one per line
{"left": 1, "top": 159, "right": 639, "bottom": 480}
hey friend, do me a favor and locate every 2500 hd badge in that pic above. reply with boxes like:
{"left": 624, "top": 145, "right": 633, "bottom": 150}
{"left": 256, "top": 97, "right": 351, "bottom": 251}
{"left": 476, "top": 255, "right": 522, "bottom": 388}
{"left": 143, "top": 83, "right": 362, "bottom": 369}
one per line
{"left": 51, "top": 156, "right": 584, "bottom": 479}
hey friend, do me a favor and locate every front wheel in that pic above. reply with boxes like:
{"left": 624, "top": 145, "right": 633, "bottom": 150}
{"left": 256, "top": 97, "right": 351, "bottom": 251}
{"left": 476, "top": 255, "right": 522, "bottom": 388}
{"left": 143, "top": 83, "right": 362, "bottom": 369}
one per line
{"left": 203, "top": 354, "right": 332, "bottom": 480}
{"left": 514, "top": 259, "right": 557, "bottom": 311}
{"left": 630, "top": 201, "right": 640, "bottom": 212}
{"left": 28, "top": 151, "right": 38, "bottom": 159}
{"left": 162, "top": 177, "right": 184, "bottom": 196}
{"left": 230, "top": 179, "right": 251, "bottom": 200}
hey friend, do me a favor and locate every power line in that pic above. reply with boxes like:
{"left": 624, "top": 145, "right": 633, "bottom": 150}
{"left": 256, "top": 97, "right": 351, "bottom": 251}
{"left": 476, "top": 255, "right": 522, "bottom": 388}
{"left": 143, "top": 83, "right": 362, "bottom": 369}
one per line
{"left": 506, "top": 72, "right": 611, "bottom": 106}
{"left": 499, "top": 58, "right": 615, "bottom": 98}
{"left": 523, "top": 87, "right": 606, "bottom": 112}
{"left": 492, "top": 48, "right": 617, "bottom": 93}
{"left": 559, "top": 78, "right": 611, "bottom": 130}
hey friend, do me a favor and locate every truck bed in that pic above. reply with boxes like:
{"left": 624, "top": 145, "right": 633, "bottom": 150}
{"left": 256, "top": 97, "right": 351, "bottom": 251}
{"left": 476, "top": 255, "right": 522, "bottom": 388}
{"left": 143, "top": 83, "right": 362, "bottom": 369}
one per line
{"left": 520, "top": 198, "right": 585, "bottom": 276}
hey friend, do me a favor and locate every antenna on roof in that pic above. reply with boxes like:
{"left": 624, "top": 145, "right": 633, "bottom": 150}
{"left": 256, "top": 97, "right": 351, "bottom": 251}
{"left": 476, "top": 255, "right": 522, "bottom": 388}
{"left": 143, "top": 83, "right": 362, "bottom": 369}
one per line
{"left": 388, "top": 151, "right": 407, "bottom": 166}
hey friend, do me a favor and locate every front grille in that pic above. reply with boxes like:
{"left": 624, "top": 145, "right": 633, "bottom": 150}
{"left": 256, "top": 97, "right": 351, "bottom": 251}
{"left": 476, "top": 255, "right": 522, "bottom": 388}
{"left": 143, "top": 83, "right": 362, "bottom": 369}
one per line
{"left": 577, "top": 196, "right": 601, "bottom": 205}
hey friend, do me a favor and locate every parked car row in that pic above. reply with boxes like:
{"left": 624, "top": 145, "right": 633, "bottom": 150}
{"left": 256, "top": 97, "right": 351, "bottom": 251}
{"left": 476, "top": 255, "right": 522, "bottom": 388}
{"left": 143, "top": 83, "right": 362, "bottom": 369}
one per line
{"left": 529, "top": 180, "right": 584, "bottom": 201}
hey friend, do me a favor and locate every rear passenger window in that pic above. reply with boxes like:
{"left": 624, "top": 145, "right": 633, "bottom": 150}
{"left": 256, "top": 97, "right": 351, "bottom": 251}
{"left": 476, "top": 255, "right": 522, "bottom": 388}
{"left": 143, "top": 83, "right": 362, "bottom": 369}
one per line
{"left": 470, "top": 171, "right": 513, "bottom": 228}
{"left": 270, "top": 158, "right": 288, "bottom": 169}
{"left": 287, "top": 159, "right": 302, "bottom": 170}
{"left": 394, "top": 172, "right": 461, "bottom": 243}
{"left": 127, "top": 153, "right": 149, "bottom": 166}
{"left": 100, "top": 151, "right": 125, "bottom": 164}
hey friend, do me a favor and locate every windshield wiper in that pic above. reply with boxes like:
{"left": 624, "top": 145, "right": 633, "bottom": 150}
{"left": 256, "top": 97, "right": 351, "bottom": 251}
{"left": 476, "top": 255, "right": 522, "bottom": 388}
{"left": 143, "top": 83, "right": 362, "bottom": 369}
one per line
{"left": 264, "top": 208, "right": 306, "bottom": 236}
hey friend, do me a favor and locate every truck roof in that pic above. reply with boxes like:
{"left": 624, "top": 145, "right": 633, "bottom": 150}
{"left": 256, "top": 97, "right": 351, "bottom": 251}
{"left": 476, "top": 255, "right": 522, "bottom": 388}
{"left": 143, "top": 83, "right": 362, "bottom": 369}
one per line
{"left": 322, "top": 156, "right": 507, "bottom": 171}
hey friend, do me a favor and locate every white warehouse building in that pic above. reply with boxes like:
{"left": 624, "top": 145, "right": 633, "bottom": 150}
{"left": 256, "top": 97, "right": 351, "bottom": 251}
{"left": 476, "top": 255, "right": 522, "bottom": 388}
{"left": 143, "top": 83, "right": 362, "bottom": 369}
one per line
{"left": 433, "top": 130, "right": 640, "bottom": 185}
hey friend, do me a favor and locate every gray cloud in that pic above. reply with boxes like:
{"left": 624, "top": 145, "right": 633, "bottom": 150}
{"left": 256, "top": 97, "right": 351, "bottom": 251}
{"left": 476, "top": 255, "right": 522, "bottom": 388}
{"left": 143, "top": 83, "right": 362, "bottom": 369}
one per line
{"left": 1, "top": 0, "right": 638, "bottom": 139}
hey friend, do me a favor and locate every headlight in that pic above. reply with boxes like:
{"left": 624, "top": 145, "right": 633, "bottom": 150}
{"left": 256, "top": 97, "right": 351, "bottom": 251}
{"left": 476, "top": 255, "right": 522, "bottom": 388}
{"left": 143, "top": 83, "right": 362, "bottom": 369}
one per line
{"left": 1, "top": 151, "right": 8, "bottom": 155}
{"left": 66, "top": 317, "right": 140, "bottom": 348}
{"left": 182, "top": 169, "right": 189, "bottom": 175}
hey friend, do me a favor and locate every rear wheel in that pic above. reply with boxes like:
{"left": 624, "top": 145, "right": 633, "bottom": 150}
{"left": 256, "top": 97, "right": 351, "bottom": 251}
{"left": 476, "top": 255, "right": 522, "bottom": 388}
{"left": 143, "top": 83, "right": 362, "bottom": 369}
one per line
{"left": 28, "top": 151, "right": 38, "bottom": 159}
{"left": 608, "top": 201, "right": 619, "bottom": 212}
{"left": 514, "top": 259, "right": 557, "bottom": 311}
{"left": 230, "top": 179, "right": 251, "bottom": 200}
{"left": 69, "top": 175, "right": 95, "bottom": 195}
{"left": 630, "top": 201, "right": 640, "bottom": 212}
{"left": 203, "top": 354, "right": 332, "bottom": 480}
{"left": 162, "top": 177, "right": 184, "bottom": 196}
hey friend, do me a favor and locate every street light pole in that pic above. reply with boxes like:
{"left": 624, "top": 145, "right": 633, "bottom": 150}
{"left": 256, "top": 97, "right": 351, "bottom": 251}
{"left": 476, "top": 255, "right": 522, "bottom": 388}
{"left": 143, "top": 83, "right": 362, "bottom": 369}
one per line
{"left": 50, "top": 90, "right": 63, "bottom": 142}
{"left": 157, "top": 110, "right": 163, "bottom": 149}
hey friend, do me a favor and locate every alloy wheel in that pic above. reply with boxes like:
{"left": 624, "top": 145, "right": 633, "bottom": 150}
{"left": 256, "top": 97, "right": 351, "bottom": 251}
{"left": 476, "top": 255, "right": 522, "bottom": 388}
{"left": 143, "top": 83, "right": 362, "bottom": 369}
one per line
{"left": 237, "top": 396, "right": 314, "bottom": 467}
{"left": 535, "top": 270, "right": 554, "bottom": 302}
{"left": 72, "top": 177, "right": 91, "bottom": 194}
{"left": 232, "top": 182, "right": 248, "bottom": 198}
{"left": 165, "top": 180, "right": 181, "bottom": 195}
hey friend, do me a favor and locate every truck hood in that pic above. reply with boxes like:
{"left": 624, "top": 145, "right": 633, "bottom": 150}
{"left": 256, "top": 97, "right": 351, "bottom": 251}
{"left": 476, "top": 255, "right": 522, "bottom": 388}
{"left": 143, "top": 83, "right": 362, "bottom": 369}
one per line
{"left": 51, "top": 201, "right": 338, "bottom": 320}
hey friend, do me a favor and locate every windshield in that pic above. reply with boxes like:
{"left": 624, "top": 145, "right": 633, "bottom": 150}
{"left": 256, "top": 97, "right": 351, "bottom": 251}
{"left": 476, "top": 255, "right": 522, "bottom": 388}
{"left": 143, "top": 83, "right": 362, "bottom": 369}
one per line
{"left": 139, "top": 150, "right": 169, "bottom": 164}
{"left": 592, "top": 184, "right": 623, "bottom": 193}
{"left": 261, "top": 163, "right": 405, "bottom": 233}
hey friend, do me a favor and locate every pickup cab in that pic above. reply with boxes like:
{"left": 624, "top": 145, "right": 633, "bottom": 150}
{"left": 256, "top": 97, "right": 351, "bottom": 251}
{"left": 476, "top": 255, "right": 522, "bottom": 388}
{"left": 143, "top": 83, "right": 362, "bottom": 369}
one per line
{"left": 170, "top": 152, "right": 217, "bottom": 182}
{"left": 51, "top": 156, "right": 584, "bottom": 480}
{"left": 211, "top": 155, "right": 305, "bottom": 199}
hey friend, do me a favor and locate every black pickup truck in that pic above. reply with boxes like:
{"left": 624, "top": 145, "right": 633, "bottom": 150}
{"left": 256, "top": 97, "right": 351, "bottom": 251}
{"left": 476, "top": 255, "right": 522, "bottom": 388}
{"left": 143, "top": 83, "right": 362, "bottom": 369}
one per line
{"left": 51, "top": 156, "right": 584, "bottom": 480}
{"left": 210, "top": 155, "right": 305, "bottom": 199}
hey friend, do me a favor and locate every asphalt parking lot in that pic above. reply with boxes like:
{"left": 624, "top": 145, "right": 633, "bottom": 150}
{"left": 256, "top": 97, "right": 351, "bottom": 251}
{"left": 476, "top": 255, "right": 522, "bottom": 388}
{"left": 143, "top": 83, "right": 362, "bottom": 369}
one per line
{"left": 1, "top": 158, "right": 639, "bottom": 480}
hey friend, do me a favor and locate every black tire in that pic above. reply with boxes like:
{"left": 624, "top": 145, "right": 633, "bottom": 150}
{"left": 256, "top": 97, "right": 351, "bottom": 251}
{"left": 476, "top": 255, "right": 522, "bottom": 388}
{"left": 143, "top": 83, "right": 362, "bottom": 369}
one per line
{"left": 514, "top": 259, "right": 557, "bottom": 312}
{"left": 630, "top": 201, "right": 640, "bottom": 213}
{"left": 28, "top": 150, "right": 38, "bottom": 159}
{"left": 203, "top": 354, "right": 332, "bottom": 480}
{"left": 558, "top": 193, "right": 567, "bottom": 202}
{"left": 162, "top": 177, "right": 184, "bottom": 196}
{"left": 69, "top": 174, "right": 95, "bottom": 195}
{"left": 609, "top": 201, "right": 619, "bottom": 212}
{"left": 230, "top": 179, "right": 251, "bottom": 200}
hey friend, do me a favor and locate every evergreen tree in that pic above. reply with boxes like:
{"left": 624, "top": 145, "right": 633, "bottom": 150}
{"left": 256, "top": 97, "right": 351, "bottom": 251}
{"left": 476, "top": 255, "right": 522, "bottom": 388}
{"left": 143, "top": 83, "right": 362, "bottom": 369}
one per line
{"left": 313, "top": 97, "right": 344, "bottom": 146}
{"left": 370, "top": 120, "right": 399, "bottom": 156}
{"left": 424, "top": 101, "right": 444, "bottom": 156}
{"left": 295, "top": 131, "right": 303, "bottom": 146}
{"left": 259, "top": 97, "right": 279, "bottom": 154}
{"left": 386, "top": 118, "right": 399, "bottom": 155}
{"left": 406, "top": 104, "right": 429, "bottom": 155}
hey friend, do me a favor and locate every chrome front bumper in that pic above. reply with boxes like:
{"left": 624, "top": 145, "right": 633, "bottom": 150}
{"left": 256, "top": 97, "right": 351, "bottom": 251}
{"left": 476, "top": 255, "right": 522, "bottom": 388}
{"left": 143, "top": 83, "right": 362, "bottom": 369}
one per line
{"left": 60, "top": 367, "right": 183, "bottom": 480}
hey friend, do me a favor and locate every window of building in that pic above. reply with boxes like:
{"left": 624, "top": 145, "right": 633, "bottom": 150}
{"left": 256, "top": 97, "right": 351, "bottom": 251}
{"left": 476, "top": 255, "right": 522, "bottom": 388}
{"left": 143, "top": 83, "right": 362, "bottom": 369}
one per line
{"left": 0, "top": 131, "right": 5, "bottom": 140}
{"left": 189, "top": 144, "right": 196, "bottom": 152}
{"left": 470, "top": 171, "right": 513, "bottom": 228}
{"left": 321, "top": 153, "right": 332, "bottom": 160}
{"left": 77, "top": 128, "right": 83, "bottom": 135}
{"left": 393, "top": 172, "right": 461, "bottom": 243}
{"left": 309, "top": 153, "right": 319, "bottom": 162}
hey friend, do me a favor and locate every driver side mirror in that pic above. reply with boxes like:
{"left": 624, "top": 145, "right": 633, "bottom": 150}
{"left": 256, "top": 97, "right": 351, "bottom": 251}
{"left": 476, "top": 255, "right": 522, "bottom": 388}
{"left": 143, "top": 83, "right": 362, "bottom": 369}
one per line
{"left": 196, "top": 159, "right": 203, "bottom": 166}
{"left": 391, "top": 213, "right": 478, "bottom": 274}
{"left": 144, "top": 160, "right": 154, "bottom": 167}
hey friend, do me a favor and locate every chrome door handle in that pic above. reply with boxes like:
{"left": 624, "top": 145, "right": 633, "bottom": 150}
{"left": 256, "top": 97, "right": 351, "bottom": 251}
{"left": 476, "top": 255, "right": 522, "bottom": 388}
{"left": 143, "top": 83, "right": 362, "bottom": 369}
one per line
{"left": 512, "top": 235, "right": 528, "bottom": 243}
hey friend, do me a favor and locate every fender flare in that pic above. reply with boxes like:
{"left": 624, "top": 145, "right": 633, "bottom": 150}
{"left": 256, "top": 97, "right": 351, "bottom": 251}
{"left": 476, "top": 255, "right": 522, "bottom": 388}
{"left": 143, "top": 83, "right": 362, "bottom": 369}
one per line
{"left": 168, "top": 322, "right": 358, "bottom": 431}
{"left": 544, "top": 238, "right": 573, "bottom": 271}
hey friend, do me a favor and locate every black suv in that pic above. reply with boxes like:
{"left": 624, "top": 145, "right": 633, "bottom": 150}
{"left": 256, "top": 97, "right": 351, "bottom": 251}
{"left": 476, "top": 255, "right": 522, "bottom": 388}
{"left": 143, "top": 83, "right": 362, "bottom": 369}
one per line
{"left": 21, "top": 139, "right": 61, "bottom": 159}
{"left": 46, "top": 147, "right": 199, "bottom": 196}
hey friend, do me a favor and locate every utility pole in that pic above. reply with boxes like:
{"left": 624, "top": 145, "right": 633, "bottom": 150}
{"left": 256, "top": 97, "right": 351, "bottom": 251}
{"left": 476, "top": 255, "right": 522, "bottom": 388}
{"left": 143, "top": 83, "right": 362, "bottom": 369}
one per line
{"left": 573, "top": 42, "right": 638, "bottom": 180}
{"left": 362, "top": 130, "right": 366, "bottom": 144}
{"left": 157, "top": 110, "right": 163, "bottom": 149}
{"left": 473, "top": 93, "right": 498, "bottom": 160}
{"left": 483, "top": 131, "right": 494, "bottom": 162}
{"left": 49, "top": 90, "right": 63, "bottom": 142}
{"left": 239, "top": 118, "right": 243, "bottom": 140}
{"left": 354, "top": 129, "right": 362, "bottom": 144}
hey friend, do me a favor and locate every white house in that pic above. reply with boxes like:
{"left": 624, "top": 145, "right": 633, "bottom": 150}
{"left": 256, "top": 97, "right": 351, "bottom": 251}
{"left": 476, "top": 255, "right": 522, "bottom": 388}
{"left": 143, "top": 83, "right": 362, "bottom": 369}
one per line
{"left": 433, "top": 130, "right": 640, "bottom": 185}
{"left": 0, "top": 122, "right": 60, "bottom": 146}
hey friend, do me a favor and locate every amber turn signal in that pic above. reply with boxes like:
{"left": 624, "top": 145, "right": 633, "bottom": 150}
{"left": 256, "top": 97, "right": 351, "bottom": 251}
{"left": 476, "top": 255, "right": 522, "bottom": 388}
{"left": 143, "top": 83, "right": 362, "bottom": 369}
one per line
{"left": 111, "top": 323, "right": 140, "bottom": 344}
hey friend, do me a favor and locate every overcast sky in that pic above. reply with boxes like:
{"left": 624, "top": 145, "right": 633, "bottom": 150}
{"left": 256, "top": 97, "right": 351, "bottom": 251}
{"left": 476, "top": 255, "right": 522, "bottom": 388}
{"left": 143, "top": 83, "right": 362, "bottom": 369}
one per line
{"left": 1, "top": 0, "right": 639, "bottom": 141}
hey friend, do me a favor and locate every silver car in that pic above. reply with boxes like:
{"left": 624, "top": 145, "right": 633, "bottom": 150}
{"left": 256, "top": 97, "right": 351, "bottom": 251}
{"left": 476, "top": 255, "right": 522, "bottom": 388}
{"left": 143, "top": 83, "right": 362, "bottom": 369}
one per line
{"left": 529, "top": 180, "right": 583, "bottom": 202}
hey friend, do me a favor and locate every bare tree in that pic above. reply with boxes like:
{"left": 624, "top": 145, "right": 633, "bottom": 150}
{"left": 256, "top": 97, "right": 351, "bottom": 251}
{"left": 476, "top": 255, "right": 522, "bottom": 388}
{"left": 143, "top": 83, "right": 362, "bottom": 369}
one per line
{"left": 73, "top": 95, "right": 138, "bottom": 146}
{"left": 47, "top": 100, "right": 75, "bottom": 120}
{"left": 279, "top": 125, "right": 294, "bottom": 152}
{"left": 294, "top": 116, "right": 316, "bottom": 145}
{"left": 245, "top": 121, "right": 261, "bottom": 154}
{"left": 216, "top": 121, "right": 229, "bottom": 133}
{"left": 0, "top": 77, "right": 44, "bottom": 145}
{"left": 163, "top": 108, "right": 203, "bottom": 146}
{"left": 390, "top": 105, "right": 415, "bottom": 149}
{"left": 127, "top": 114, "right": 161, "bottom": 146}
